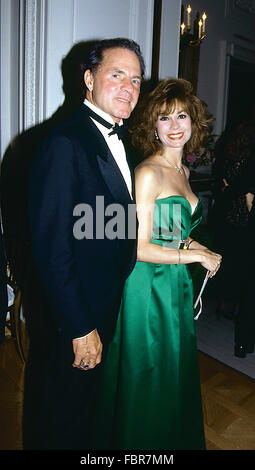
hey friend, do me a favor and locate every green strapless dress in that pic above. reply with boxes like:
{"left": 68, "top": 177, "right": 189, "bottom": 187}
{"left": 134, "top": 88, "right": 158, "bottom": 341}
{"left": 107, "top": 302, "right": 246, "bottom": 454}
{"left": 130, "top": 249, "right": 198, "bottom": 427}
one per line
{"left": 93, "top": 196, "right": 205, "bottom": 450}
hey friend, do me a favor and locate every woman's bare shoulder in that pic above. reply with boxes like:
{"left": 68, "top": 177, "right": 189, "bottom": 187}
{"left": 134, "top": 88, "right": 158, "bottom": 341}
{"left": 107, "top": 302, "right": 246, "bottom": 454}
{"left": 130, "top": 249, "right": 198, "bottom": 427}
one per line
{"left": 135, "top": 156, "right": 163, "bottom": 182}
{"left": 135, "top": 158, "right": 163, "bottom": 200}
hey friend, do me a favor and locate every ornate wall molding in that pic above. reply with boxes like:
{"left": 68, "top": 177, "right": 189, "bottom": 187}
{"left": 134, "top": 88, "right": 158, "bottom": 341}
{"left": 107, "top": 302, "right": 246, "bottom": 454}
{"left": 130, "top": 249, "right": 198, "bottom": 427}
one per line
{"left": 225, "top": 0, "right": 255, "bottom": 17}
{"left": 23, "top": 0, "right": 38, "bottom": 129}
{"left": 22, "top": 0, "right": 46, "bottom": 130}
{"left": 0, "top": 0, "right": 20, "bottom": 155}
{"left": 235, "top": 0, "right": 255, "bottom": 14}
{"left": 227, "top": 41, "right": 255, "bottom": 63}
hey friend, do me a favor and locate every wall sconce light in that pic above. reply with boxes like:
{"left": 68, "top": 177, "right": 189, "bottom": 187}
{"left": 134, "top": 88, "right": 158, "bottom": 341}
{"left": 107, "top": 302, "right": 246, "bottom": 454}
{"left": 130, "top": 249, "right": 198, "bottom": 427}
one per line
{"left": 180, "top": 4, "right": 207, "bottom": 50}
{"left": 178, "top": 4, "right": 208, "bottom": 93}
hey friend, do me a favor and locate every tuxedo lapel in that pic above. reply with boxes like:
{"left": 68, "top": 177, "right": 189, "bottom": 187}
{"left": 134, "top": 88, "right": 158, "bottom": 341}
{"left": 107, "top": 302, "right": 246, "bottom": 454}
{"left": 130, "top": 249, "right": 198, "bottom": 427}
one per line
{"left": 96, "top": 149, "right": 133, "bottom": 205}
{"left": 80, "top": 104, "right": 133, "bottom": 205}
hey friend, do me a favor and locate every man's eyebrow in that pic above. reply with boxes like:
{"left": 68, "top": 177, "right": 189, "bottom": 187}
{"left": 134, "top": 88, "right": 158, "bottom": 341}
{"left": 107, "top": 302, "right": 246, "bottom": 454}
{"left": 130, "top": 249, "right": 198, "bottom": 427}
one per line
{"left": 133, "top": 74, "right": 142, "bottom": 81}
{"left": 108, "top": 67, "right": 124, "bottom": 72}
{"left": 110, "top": 68, "right": 142, "bottom": 80}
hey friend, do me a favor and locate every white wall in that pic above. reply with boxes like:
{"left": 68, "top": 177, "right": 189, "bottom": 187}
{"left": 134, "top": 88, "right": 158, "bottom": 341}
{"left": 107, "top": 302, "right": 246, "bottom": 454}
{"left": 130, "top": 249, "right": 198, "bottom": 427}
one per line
{"left": 44, "top": 0, "right": 155, "bottom": 120}
{"left": 44, "top": 0, "right": 182, "bottom": 117}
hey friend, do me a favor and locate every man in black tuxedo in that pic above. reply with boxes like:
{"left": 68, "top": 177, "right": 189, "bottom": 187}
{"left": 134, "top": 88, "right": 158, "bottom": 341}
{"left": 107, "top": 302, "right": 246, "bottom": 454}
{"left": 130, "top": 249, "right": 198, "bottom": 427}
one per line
{"left": 11, "top": 37, "right": 144, "bottom": 449}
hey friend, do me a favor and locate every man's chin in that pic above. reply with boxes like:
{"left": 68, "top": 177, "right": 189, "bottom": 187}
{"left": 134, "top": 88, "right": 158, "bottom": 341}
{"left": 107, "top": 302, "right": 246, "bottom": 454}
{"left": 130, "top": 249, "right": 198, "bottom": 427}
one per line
{"left": 116, "top": 109, "right": 132, "bottom": 120}
{"left": 114, "top": 102, "right": 135, "bottom": 119}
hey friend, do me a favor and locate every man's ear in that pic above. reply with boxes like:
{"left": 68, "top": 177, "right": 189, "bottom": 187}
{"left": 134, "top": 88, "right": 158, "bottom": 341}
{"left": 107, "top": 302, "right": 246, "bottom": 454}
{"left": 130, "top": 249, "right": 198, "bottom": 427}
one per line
{"left": 84, "top": 69, "right": 94, "bottom": 92}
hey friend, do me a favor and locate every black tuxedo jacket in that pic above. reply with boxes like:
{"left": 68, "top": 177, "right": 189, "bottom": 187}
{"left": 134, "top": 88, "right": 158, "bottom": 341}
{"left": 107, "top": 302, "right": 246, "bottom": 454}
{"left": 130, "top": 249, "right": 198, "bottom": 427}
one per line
{"left": 22, "top": 104, "right": 137, "bottom": 343}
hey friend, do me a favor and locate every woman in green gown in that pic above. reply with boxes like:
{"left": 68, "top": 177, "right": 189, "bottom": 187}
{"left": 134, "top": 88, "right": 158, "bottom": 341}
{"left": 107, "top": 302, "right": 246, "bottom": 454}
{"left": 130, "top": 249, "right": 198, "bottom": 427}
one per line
{"left": 93, "top": 78, "right": 222, "bottom": 450}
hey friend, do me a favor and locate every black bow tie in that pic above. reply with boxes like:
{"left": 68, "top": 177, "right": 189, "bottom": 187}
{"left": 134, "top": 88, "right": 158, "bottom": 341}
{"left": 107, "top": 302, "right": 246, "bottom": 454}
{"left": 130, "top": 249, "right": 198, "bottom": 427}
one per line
{"left": 108, "top": 122, "right": 128, "bottom": 140}
{"left": 85, "top": 105, "right": 128, "bottom": 140}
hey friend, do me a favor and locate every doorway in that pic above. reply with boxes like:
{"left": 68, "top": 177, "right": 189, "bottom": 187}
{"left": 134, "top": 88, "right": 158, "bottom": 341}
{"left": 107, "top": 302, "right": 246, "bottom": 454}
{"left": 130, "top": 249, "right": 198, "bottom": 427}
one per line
{"left": 226, "top": 56, "right": 255, "bottom": 132}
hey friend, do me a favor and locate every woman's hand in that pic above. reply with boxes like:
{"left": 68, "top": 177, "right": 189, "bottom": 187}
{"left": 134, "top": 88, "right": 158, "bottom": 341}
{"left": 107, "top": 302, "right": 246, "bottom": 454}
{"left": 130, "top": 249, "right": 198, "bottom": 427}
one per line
{"left": 245, "top": 192, "right": 254, "bottom": 212}
{"left": 199, "top": 249, "right": 222, "bottom": 278}
{"left": 222, "top": 178, "right": 229, "bottom": 192}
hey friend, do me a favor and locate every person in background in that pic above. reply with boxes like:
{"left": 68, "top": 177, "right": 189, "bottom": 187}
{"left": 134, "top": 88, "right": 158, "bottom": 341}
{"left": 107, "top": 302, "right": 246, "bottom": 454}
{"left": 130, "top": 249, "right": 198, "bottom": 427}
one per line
{"left": 222, "top": 152, "right": 255, "bottom": 358}
{"left": 92, "top": 78, "right": 222, "bottom": 450}
{"left": 213, "top": 116, "right": 255, "bottom": 321}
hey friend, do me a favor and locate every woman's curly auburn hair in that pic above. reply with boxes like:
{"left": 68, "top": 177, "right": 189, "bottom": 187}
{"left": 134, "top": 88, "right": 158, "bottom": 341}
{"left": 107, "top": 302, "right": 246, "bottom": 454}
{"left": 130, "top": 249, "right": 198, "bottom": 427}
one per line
{"left": 129, "top": 78, "right": 213, "bottom": 159}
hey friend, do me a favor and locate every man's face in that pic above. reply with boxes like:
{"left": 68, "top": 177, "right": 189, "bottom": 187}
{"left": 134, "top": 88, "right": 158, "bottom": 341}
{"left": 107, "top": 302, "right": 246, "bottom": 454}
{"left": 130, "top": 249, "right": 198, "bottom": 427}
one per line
{"left": 84, "top": 47, "right": 142, "bottom": 123}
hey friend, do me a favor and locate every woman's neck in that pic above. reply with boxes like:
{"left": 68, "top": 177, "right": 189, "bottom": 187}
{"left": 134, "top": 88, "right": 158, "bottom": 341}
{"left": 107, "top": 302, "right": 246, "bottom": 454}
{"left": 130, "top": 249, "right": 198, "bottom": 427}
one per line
{"left": 163, "top": 147, "right": 183, "bottom": 167}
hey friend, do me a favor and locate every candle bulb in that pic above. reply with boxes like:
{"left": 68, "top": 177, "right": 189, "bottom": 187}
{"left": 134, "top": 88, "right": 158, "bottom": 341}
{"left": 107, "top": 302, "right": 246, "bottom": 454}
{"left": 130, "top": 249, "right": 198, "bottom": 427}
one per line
{"left": 180, "top": 23, "right": 185, "bottom": 35}
{"left": 187, "top": 5, "right": 191, "bottom": 29}
{"left": 202, "top": 12, "right": 207, "bottom": 33}
{"left": 198, "top": 19, "right": 202, "bottom": 39}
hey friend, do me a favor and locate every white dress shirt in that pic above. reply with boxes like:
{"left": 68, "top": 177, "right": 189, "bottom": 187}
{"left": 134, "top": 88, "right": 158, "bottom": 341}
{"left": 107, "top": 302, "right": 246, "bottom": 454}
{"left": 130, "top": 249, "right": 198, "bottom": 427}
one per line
{"left": 84, "top": 99, "right": 133, "bottom": 199}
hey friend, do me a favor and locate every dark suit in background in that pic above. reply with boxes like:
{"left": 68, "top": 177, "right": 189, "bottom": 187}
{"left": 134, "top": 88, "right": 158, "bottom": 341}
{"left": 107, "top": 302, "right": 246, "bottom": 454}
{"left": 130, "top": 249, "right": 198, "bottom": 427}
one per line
{"left": 212, "top": 120, "right": 255, "bottom": 320}
{"left": 223, "top": 152, "right": 255, "bottom": 356}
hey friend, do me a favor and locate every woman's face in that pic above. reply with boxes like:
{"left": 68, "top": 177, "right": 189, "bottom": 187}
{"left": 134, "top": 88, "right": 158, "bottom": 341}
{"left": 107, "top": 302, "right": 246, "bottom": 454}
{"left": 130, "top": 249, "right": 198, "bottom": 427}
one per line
{"left": 155, "top": 102, "right": 192, "bottom": 149}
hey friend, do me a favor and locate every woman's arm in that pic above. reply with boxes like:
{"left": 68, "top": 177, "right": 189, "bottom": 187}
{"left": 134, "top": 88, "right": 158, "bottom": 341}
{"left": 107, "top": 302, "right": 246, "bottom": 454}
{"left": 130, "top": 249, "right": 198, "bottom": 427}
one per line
{"left": 186, "top": 237, "right": 209, "bottom": 251}
{"left": 135, "top": 165, "right": 222, "bottom": 276}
